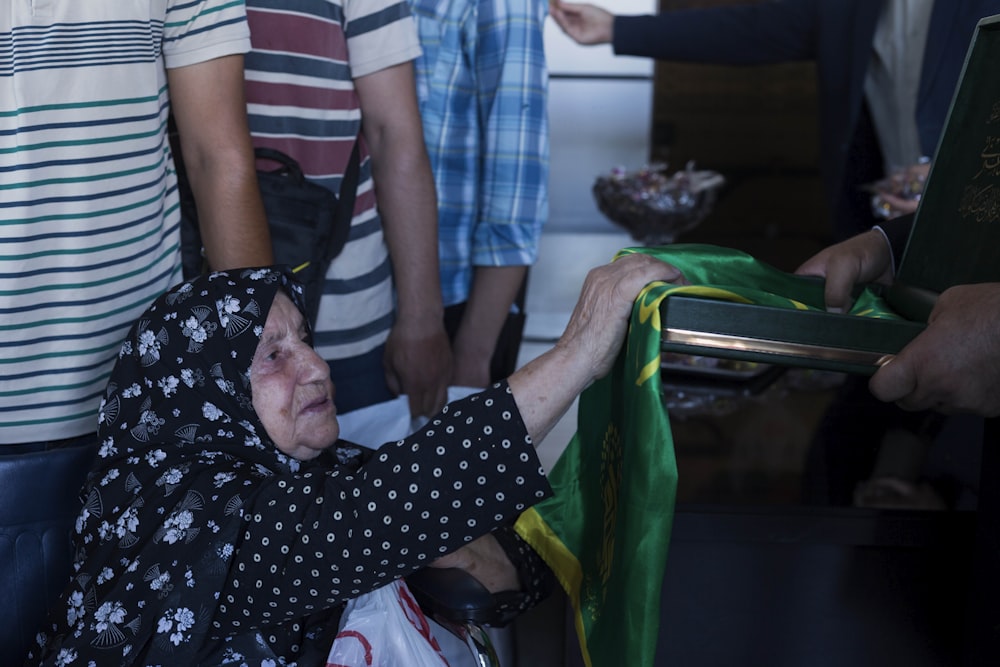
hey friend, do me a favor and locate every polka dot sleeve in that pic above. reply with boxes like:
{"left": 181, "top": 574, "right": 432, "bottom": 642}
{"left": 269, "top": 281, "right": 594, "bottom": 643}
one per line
{"left": 211, "top": 381, "right": 552, "bottom": 633}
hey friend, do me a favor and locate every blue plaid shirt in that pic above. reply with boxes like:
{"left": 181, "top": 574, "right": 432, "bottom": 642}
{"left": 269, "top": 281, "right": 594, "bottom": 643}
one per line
{"left": 408, "top": 0, "right": 550, "bottom": 308}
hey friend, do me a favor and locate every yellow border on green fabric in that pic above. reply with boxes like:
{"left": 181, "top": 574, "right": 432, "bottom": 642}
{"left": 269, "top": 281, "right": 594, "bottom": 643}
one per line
{"left": 664, "top": 284, "right": 753, "bottom": 303}
{"left": 514, "top": 507, "right": 593, "bottom": 667}
{"left": 664, "top": 284, "right": 812, "bottom": 310}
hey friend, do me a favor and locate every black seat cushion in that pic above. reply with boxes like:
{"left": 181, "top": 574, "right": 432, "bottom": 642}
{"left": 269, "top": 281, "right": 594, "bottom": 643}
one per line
{"left": 0, "top": 443, "right": 97, "bottom": 664}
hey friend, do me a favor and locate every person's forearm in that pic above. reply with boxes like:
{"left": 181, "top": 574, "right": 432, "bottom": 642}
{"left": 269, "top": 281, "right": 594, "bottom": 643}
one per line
{"left": 507, "top": 340, "right": 593, "bottom": 445}
{"left": 357, "top": 61, "right": 451, "bottom": 415}
{"left": 371, "top": 139, "right": 444, "bottom": 325}
{"left": 188, "top": 153, "right": 273, "bottom": 271}
{"left": 362, "top": 79, "right": 443, "bottom": 328}
{"left": 452, "top": 265, "right": 528, "bottom": 385}
{"left": 369, "top": 122, "right": 452, "bottom": 414}
{"left": 168, "top": 54, "right": 273, "bottom": 271}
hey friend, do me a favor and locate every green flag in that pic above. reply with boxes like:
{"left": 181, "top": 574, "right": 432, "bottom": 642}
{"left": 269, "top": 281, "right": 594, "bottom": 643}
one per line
{"left": 514, "top": 244, "right": 903, "bottom": 667}
{"left": 514, "top": 266, "right": 678, "bottom": 667}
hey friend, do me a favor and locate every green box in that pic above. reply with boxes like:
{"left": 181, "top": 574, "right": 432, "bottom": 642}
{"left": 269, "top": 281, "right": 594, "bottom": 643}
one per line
{"left": 661, "top": 15, "right": 1000, "bottom": 375}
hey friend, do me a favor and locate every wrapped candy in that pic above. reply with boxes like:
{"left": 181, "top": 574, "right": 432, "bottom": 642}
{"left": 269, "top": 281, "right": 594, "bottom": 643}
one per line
{"left": 593, "top": 161, "right": 725, "bottom": 245}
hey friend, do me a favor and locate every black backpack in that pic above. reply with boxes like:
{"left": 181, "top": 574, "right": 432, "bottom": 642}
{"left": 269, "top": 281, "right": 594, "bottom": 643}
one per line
{"left": 172, "top": 123, "right": 359, "bottom": 327}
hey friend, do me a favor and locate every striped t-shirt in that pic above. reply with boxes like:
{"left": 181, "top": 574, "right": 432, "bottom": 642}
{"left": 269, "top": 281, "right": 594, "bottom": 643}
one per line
{"left": 0, "top": 1, "right": 252, "bottom": 444}
{"left": 243, "top": 0, "right": 422, "bottom": 363}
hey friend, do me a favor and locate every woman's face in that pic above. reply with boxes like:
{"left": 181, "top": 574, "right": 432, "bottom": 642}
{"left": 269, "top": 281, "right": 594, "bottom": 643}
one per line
{"left": 250, "top": 292, "right": 339, "bottom": 460}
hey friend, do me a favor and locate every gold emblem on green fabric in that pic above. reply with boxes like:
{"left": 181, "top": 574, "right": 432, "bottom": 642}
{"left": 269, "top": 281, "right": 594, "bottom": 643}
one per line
{"left": 583, "top": 422, "right": 622, "bottom": 622}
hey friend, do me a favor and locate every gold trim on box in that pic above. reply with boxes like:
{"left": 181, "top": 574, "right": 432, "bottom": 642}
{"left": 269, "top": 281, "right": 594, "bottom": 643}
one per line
{"left": 665, "top": 328, "right": 895, "bottom": 368}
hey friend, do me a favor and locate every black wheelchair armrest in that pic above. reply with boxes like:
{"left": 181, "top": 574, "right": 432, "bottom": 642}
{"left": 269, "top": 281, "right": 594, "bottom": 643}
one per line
{"left": 407, "top": 527, "right": 553, "bottom": 631}
{"left": 406, "top": 567, "right": 500, "bottom": 626}
{"left": 407, "top": 568, "right": 504, "bottom": 667}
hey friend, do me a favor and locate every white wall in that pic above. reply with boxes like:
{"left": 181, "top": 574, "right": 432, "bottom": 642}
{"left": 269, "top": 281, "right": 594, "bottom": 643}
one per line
{"left": 544, "top": 1, "right": 657, "bottom": 233}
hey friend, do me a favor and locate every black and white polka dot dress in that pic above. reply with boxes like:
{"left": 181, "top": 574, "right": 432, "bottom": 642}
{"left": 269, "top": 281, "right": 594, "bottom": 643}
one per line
{"left": 211, "top": 384, "right": 550, "bottom": 662}
{"left": 27, "top": 268, "right": 551, "bottom": 667}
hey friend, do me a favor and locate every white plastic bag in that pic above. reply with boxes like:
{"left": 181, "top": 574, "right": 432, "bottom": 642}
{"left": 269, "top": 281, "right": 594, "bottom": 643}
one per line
{"left": 326, "top": 579, "right": 451, "bottom": 667}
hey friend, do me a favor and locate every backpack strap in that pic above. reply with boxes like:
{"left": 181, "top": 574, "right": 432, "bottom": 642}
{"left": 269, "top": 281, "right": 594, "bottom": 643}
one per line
{"left": 322, "top": 140, "right": 361, "bottom": 265}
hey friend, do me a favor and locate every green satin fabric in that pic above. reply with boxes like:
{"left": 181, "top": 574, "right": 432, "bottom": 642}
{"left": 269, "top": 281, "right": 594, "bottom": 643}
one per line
{"left": 515, "top": 277, "right": 677, "bottom": 667}
{"left": 618, "top": 243, "right": 903, "bottom": 319}
{"left": 514, "top": 243, "right": 903, "bottom": 667}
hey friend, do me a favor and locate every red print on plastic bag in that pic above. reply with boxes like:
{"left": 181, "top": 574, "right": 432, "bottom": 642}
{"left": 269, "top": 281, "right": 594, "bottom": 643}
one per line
{"left": 326, "top": 579, "right": 450, "bottom": 667}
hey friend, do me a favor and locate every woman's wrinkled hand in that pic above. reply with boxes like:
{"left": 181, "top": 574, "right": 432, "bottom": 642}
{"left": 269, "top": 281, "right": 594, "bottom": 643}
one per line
{"left": 557, "top": 252, "right": 685, "bottom": 383}
{"left": 507, "top": 252, "right": 683, "bottom": 445}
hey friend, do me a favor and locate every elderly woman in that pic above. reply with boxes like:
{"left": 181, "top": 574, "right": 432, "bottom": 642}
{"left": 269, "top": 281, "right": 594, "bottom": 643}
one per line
{"left": 28, "top": 254, "right": 678, "bottom": 665}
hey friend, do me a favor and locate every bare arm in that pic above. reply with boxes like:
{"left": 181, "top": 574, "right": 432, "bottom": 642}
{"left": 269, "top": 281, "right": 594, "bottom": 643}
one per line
{"left": 354, "top": 62, "right": 452, "bottom": 418}
{"left": 451, "top": 266, "right": 528, "bottom": 388}
{"left": 167, "top": 54, "right": 273, "bottom": 271}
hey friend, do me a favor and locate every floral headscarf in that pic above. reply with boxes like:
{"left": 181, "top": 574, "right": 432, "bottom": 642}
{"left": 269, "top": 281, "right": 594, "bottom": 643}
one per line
{"left": 96, "top": 267, "right": 306, "bottom": 472}
{"left": 31, "top": 267, "right": 321, "bottom": 665}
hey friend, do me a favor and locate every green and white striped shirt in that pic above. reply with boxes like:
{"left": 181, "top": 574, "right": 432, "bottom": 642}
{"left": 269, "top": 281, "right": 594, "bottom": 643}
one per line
{"left": 0, "top": 0, "right": 251, "bottom": 444}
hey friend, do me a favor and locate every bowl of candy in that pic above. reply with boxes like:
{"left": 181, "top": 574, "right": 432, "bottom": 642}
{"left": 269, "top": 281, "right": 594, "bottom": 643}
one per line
{"left": 593, "top": 161, "right": 725, "bottom": 245}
